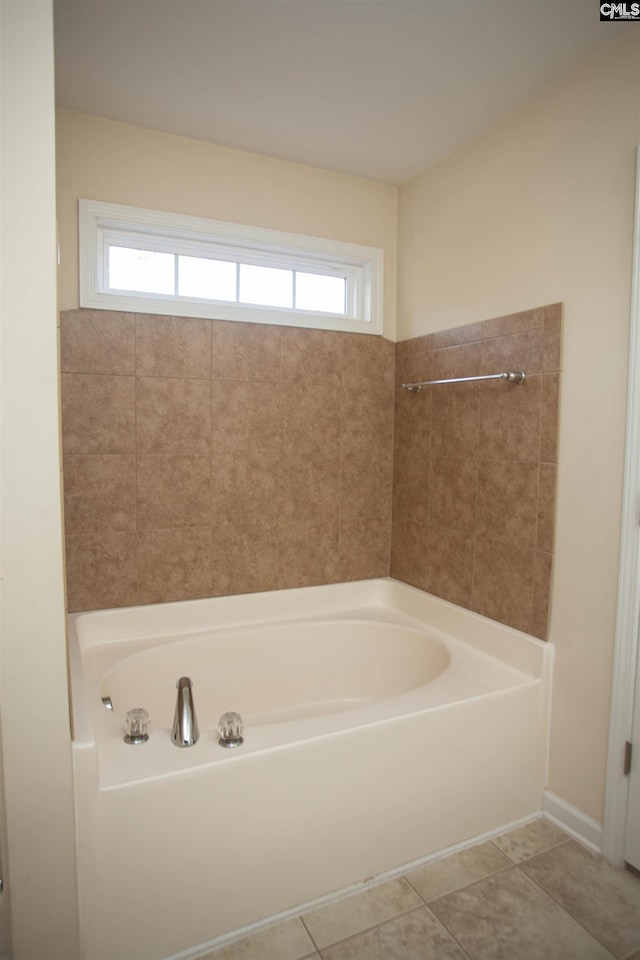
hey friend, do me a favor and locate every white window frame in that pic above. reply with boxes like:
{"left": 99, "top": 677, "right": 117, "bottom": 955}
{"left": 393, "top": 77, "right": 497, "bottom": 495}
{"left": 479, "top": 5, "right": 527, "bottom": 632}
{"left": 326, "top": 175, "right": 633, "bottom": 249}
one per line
{"left": 79, "top": 199, "right": 383, "bottom": 336}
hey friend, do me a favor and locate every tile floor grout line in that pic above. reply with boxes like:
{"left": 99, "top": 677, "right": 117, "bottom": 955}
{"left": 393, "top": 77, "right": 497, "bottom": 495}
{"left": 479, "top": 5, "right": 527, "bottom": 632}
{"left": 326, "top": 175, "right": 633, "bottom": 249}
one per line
{"left": 503, "top": 836, "right": 572, "bottom": 866}
{"left": 420, "top": 900, "right": 476, "bottom": 960}
{"left": 312, "top": 903, "right": 431, "bottom": 960}
{"left": 511, "top": 860, "right": 620, "bottom": 960}
{"left": 298, "top": 915, "right": 322, "bottom": 956}
{"left": 406, "top": 862, "right": 516, "bottom": 907}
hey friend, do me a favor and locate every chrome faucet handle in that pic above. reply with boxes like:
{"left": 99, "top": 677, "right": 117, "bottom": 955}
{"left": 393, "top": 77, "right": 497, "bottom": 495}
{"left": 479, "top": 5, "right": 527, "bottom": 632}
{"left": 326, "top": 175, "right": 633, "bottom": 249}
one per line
{"left": 124, "top": 707, "right": 150, "bottom": 744}
{"left": 218, "top": 711, "right": 244, "bottom": 748}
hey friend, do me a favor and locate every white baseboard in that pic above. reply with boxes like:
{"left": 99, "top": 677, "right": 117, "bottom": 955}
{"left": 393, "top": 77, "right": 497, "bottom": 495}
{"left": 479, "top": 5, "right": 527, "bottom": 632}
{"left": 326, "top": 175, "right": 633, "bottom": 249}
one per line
{"left": 543, "top": 790, "right": 603, "bottom": 853}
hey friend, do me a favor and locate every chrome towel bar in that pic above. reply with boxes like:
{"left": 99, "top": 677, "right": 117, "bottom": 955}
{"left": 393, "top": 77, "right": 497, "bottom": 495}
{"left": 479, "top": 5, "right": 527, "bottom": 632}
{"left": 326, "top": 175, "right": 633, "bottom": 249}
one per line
{"left": 402, "top": 370, "right": 526, "bottom": 392}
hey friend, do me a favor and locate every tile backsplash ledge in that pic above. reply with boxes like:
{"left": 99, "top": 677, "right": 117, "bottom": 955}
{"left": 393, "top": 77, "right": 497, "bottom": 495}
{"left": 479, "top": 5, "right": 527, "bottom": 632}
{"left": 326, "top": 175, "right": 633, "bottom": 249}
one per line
{"left": 60, "top": 304, "right": 561, "bottom": 639}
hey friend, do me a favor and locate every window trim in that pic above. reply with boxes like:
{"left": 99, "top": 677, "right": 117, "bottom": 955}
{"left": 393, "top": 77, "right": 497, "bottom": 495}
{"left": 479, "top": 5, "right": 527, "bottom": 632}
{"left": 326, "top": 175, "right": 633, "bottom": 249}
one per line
{"left": 79, "top": 199, "right": 384, "bottom": 335}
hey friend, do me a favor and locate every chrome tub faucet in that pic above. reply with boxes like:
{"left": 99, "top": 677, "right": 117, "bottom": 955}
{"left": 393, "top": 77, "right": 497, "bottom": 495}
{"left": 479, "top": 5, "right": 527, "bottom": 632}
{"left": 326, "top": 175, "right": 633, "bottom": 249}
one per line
{"left": 172, "top": 677, "right": 199, "bottom": 747}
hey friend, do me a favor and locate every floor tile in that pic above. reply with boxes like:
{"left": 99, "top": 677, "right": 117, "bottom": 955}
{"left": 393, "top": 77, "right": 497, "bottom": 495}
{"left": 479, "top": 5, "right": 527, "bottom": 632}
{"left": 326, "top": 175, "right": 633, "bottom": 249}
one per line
{"left": 319, "top": 906, "right": 469, "bottom": 960}
{"left": 430, "top": 864, "right": 613, "bottom": 959}
{"left": 406, "top": 840, "right": 510, "bottom": 901}
{"left": 301, "top": 876, "right": 421, "bottom": 949}
{"left": 521, "top": 840, "right": 640, "bottom": 959}
{"left": 491, "top": 816, "right": 570, "bottom": 862}
{"left": 201, "top": 917, "right": 315, "bottom": 960}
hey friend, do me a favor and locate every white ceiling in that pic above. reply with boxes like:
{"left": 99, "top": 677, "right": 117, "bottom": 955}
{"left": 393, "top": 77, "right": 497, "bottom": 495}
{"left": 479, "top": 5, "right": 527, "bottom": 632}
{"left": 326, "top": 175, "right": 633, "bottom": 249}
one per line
{"left": 53, "top": 0, "right": 624, "bottom": 185}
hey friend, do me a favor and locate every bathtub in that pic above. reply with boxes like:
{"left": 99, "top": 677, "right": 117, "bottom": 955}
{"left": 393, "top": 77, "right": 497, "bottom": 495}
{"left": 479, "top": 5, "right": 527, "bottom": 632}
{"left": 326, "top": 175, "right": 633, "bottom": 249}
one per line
{"left": 69, "top": 578, "right": 553, "bottom": 960}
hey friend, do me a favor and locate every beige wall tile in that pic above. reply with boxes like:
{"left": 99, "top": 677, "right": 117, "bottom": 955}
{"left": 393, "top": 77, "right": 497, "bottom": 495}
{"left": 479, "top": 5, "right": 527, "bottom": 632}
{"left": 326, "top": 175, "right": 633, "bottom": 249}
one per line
{"left": 392, "top": 475, "right": 430, "bottom": 524}
{"left": 425, "top": 528, "right": 474, "bottom": 607}
{"left": 280, "top": 451, "right": 340, "bottom": 521}
{"left": 341, "top": 383, "right": 394, "bottom": 455}
{"left": 339, "top": 517, "right": 391, "bottom": 581}
{"left": 431, "top": 383, "right": 479, "bottom": 458}
{"left": 137, "top": 527, "right": 211, "bottom": 603}
{"left": 137, "top": 455, "right": 211, "bottom": 529}
{"left": 279, "top": 519, "right": 340, "bottom": 589}
{"left": 343, "top": 333, "right": 395, "bottom": 386}
{"left": 212, "top": 381, "right": 281, "bottom": 453}
{"left": 540, "top": 373, "right": 560, "bottom": 462}
{"left": 531, "top": 551, "right": 553, "bottom": 639}
{"left": 390, "top": 518, "right": 427, "bottom": 590}
{"left": 430, "top": 458, "right": 477, "bottom": 533}
{"left": 341, "top": 450, "right": 393, "bottom": 519}
{"left": 543, "top": 303, "right": 563, "bottom": 373}
{"left": 393, "top": 388, "right": 431, "bottom": 482}
{"left": 61, "top": 373, "right": 135, "bottom": 454}
{"left": 281, "top": 327, "right": 343, "bottom": 383}
{"left": 396, "top": 334, "right": 431, "bottom": 363}
{"left": 472, "top": 538, "right": 535, "bottom": 633}
{"left": 65, "top": 532, "right": 137, "bottom": 612}
{"left": 476, "top": 460, "right": 539, "bottom": 548}
{"left": 59, "top": 306, "right": 558, "bottom": 619}
{"left": 60, "top": 309, "right": 135, "bottom": 375}
{"left": 537, "top": 497, "right": 555, "bottom": 554}
{"left": 481, "top": 307, "right": 545, "bottom": 341}
{"left": 478, "top": 375, "right": 541, "bottom": 462}
{"left": 211, "top": 519, "right": 280, "bottom": 596}
{"left": 63, "top": 454, "right": 135, "bottom": 533}
{"left": 211, "top": 319, "right": 281, "bottom": 381}
{"left": 430, "top": 321, "right": 483, "bottom": 350}
{"left": 539, "top": 461, "right": 557, "bottom": 502}
{"left": 395, "top": 346, "right": 431, "bottom": 389}
{"left": 481, "top": 327, "right": 545, "bottom": 376}
{"left": 136, "top": 313, "right": 211, "bottom": 379}
{"left": 211, "top": 450, "right": 280, "bottom": 526}
{"left": 137, "top": 377, "right": 211, "bottom": 454}
{"left": 430, "top": 341, "right": 482, "bottom": 381}
{"left": 281, "top": 382, "right": 340, "bottom": 455}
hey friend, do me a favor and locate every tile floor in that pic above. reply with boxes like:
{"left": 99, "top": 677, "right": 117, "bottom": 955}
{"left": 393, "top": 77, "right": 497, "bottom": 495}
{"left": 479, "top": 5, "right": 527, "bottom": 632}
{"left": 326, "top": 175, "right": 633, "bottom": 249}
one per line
{"left": 201, "top": 818, "right": 640, "bottom": 960}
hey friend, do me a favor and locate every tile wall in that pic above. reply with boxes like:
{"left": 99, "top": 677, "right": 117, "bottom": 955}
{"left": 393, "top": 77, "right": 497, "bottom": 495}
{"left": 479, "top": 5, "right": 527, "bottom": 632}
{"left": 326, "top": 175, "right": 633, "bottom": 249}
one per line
{"left": 60, "top": 311, "right": 395, "bottom": 611}
{"left": 392, "top": 304, "right": 561, "bottom": 639}
{"left": 60, "top": 304, "right": 560, "bottom": 640}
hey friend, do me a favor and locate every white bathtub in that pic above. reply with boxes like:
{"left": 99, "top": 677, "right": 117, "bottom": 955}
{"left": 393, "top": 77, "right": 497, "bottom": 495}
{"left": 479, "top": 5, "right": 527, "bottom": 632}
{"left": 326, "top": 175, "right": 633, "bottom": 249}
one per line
{"left": 69, "top": 578, "right": 553, "bottom": 960}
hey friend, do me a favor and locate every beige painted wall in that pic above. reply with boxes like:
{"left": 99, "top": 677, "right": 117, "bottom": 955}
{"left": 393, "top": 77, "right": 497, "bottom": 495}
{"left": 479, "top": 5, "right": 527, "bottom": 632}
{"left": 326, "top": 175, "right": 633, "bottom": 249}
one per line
{"left": 0, "top": 1, "right": 79, "bottom": 956}
{"left": 398, "top": 34, "right": 640, "bottom": 823}
{"left": 55, "top": 109, "right": 397, "bottom": 339}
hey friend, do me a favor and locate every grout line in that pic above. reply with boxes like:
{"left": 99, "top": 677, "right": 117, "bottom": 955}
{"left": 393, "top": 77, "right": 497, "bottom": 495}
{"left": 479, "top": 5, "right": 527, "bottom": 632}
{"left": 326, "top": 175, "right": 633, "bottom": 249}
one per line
{"left": 310, "top": 903, "right": 430, "bottom": 957}
{"left": 299, "top": 915, "right": 321, "bottom": 955}
{"left": 411, "top": 862, "right": 516, "bottom": 907}
{"left": 513, "top": 858, "right": 619, "bottom": 959}
{"left": 421, "top": 901, "right": 476, "bottom": 960}
{"left": 510, "top": 837, "right": 572, "bottom": 866}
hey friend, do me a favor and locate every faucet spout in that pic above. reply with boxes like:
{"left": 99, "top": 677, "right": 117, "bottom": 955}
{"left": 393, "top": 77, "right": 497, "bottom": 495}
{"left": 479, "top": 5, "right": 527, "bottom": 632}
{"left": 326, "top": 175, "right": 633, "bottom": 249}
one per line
{"left": 171, "top": 676, "right": 199, "bottom": 747}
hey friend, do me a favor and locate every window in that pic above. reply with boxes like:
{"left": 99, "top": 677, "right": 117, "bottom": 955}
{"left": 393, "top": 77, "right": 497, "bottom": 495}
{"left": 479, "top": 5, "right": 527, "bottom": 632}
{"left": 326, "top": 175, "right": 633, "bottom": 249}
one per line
{"left": 79, "top": 200, "right": 383, "bottom": 335}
